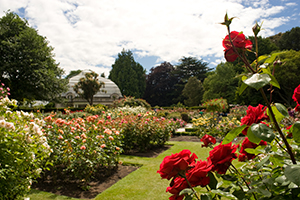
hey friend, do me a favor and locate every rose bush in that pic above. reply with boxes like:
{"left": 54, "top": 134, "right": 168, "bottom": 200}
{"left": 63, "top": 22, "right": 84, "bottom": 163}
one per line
{"left": 0, "top": 95, "right": 51, "bottom": 199}
{"left": 159, "top": 13, "right": 300, "bottom": 200}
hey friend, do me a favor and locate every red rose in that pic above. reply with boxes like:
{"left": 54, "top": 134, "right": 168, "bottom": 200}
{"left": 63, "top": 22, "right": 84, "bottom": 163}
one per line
{"left": 200, "top": 134, "right": 217, "bottom": 147}
{"left": 238, "top": 137, "right": 267, "bottom": 161}
{"left": 222, "top": 31, "right": 252, "bottom": 62}
{"left": 241, "top": 104, "right": 268, "bottom": 135}
{"left": 207, "top": 142, "right": 238, "bottom": 174}
{"left": 186, "top": 160, "right": 212, "bottom": 187}
{"left": 157, "top": 149, "right": 198, "bottom": 180}
{"left": 293, "top": 84, "right": 300, "bottom": 104}
{"left": 166, "top": 176, "right": 188, "bottom": 200}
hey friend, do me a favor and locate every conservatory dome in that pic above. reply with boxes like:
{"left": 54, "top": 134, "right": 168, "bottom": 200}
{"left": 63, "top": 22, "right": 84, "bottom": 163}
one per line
{"left": 58, "top": 69, "right": 123, "bottom": 108}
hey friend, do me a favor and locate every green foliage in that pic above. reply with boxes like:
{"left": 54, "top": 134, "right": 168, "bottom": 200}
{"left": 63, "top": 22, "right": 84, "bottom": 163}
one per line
{"left": 182, "top": 77, "right": 204, "bottom": 107}
{"left": 119, "top": 114, "right": 180, "bottom": 153}
{"left": 84, "top": 104, "right": 107, "bottom": 114}
{"left": 203, "top": 98, "right": 228, "bottom": 113}
{"left": 171, "top": 57, "right": 212, "bottom": 104}
{"left": 144, "top": 62, "right": 179, "bottom": 106}
{"left": 0, "top": 11, "right": 67, "bottom": 102}
{"left": 0, "top": 98, "right": 51, "bottom": 199}
{"left": 65, "top": 70, "right": 82, "bottom": 79}
{"left": 112, "top": 96, "right": 151, "bottom": 109}
{"left": 278, "top": 26, "right": 300, "bottom": 51}
{"left": 227, "top": 105, "right": 247, "bottom": 120}
{"left": 109, "top": 49, "right": 146, "bottom": 98}
{"left": 73, "top": 71, "right": 105, "bottom": 106}
{"left": 203, "top": 63, "right": 239, "bottom": 104}
{"left": 181, "top": 112, "right": 190, "bottom": 122}
{"left": 272, "top": 50, "right": 300, "bottom": 106}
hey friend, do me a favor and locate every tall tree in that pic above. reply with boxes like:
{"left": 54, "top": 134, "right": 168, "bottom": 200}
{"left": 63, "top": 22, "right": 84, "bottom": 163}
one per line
{"left": 202, "top": 62, "right": 239, "bottom": 104}
{"left": 73, "top": 71, "right": 105, "bottom": 105}
{"left": 109, "top": 49, "right": 146, "bottom": 98}
{"left": 0, "top": 11, "right": 67, "bottom": 102}
{"left": 278, "top": 27, "right": 300, "bottom": 51}
{"left": 182, "top": 77, "right": 203, "bottom": 107}
{"left": 174, "top": 57, "right": 211, "bottom": 82}
{"left": 143, "top": 62, "right": 178, "bottom": 106}
{"left": 171, "top": 57, "right": 211, "bottom": 104}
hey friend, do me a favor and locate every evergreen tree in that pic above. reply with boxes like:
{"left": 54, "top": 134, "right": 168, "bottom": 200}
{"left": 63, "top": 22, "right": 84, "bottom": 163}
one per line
{"left": 109, "top": 49, "right": 146, "bottom": 98}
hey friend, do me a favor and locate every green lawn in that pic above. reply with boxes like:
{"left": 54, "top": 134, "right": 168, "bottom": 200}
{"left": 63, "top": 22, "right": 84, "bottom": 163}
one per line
{"left": 28, "top": 141, "right": 212, "bottom": 200}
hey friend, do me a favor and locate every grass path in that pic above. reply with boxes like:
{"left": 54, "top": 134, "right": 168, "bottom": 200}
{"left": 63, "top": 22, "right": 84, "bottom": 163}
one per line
{"left": 28, "top": 141, "right": 211, "bottom": 200}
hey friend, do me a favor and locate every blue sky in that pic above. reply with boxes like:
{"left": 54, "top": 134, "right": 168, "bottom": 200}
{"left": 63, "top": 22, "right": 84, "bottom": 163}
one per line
{"left": 0, "top": 0, "right": 299, "bottom": 76}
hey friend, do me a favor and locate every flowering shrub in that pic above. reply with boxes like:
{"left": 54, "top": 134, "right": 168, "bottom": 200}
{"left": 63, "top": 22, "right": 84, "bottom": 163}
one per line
{"left": 158, "top": 13, "right": 300, "bottom": 200}
{"left": 202, "top": 98, "right": 228, "bottom": 113}
{"left": 118, "top": 114, "right": 182, "bottom": 152}
{"left": 112, "top": 96, "right": 151, "bottom": 109}
{"left": 228, "top": 105, "right": 248, "bottom": 120}
{"left": 0, "top": 98, "right": 51, "bottom": 199}
{"left": 42, "top": 114, "right": 122, "bottom": 187}
{"left": 84, "top": 104, "right": 107, "bottom": 114}
{"left": 192, "top": 114, "right": 240, "bottom": 138}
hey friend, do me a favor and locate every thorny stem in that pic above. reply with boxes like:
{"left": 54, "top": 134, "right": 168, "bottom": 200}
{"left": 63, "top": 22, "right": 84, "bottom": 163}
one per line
{"left": 226, "top": 25, "right": 297, "bottom": 164}
{"left": 182, "top": 175, "right": 201, "bottom": 200}
{"left": 259, "top": 88, "right": 297, "bottom": 164}
{"left": 231, "top": 164, "right": 258, "bottom": 200}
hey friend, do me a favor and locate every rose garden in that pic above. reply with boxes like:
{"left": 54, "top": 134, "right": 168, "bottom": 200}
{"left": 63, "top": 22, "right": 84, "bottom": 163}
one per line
{"left": 1, "top": 13, "right": 300, "bottom": 200}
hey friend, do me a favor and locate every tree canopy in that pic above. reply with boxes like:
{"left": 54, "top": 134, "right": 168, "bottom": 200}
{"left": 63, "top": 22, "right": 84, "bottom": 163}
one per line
{"left": 203, "top": 62, "right": 239, "bottom": 104}
{"left": 0, "top": 11, "right": 67, "bottom": 102}
{"left": 73, "top": 71, "right": 105, "bottom": 105}
{"left": 143, "top": 62, "right": 179, "bottom": 106}
{"left": 173, "top": 56, "right": 211, "bottom": 82}
{"left": 109, "top": 49, "right": 146, "bottom": 98}
{"left": 182, "top": 76, "right": 203, "bottom": 107}
{"left": 278, "top": 27, "right": 300, "bottom": 51}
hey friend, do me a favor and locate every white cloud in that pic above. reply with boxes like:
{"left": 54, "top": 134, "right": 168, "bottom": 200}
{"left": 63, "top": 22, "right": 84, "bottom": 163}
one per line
{"left": 0, "top": 0, "right": 295, "bottom": 75}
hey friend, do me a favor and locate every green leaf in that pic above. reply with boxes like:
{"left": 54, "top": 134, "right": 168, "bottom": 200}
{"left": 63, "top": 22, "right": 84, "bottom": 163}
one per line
{"left": 223, "top": 125, "right": 247, "bottom": 144}
{"left": 264, "top": 51, "right": 286, "bottom": 64}
{"left": 247, "top": 125, "right": 262, "bottom": 144}
{"left": 211, "top": 189, "right": 237, "bottom": 200}
{"left": 285, "top": 165, "right": 300, "bottom": 186}
{"left": 275, "top": 103, "right": 289, "bottom": 117}
{"left": 291, "top": 122, "right": 300, "bottom": 144}
{"left": 257, "top": 55, "right": 270, "bottom": 63}
{"left": 208, "top": 172, "right": 218, "bottom": 189}
{"left": 256, "top": 188, "right": 272, "bottom": 197}
{"left": 179, "top": 188, "right": 194, "bottom": 196}
{"left": 251, "top": 123, "right": 275, "bottom": 143}
{"left": 260, "top": 68, "right": 280, "bottom": 89}
{"left": 243, "top": 73, "right": 271, "bottom": 90}
{"left": 238, "top": 82, "right": 248, "bottom": 95}
{"left": 256, "top": 155, "right": 270, "bottom": 169}
{"left": 200, "top": 193, "right": 213, "bottom": 200}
